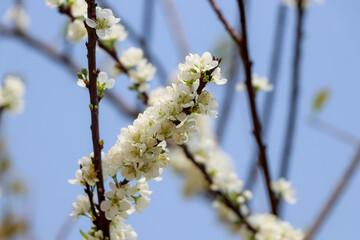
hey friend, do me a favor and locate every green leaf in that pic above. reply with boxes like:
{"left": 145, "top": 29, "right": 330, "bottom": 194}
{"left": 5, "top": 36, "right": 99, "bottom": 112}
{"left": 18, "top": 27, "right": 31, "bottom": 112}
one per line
{"left": 312, "top": 88, "right": 330, "bottom": 113}
{"left": 80, "top": 229, "right": 88, "bottom": 239}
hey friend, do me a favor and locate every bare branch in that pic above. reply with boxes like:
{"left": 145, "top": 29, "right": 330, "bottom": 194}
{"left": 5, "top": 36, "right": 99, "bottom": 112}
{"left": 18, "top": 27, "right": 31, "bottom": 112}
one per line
{"left": 278, "top": 0, "right": 306, "bottom": 215}
{"left": 304, "top": 146, "right": 360, "bottom": 240}
{"left": 245, "top": 4, "right": 288, "bottom": 191}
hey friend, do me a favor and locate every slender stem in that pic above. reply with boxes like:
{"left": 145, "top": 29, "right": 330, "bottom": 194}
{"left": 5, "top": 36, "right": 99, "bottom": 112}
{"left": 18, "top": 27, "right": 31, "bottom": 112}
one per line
{"left": 0, "top": 25, "right": 139, "bottom": 118}
{"left": 237, "top": 0, "right": 278, "bottom": 215}
{"left": 97, "top": 41, "right": 149, "bottom": 105}
{"left": 304, "top": 146, "right": 360, "bottom": 240}
{"left": 182, "top": 145, "right": 257, "bottom": 233}
{"left": 278, "top": 0, "right": 306, "bottom": 214}
{"left": 99, "top": 0, "right": 168, "bottom": 85}
{"left": 208, "top": 0, "right": 242, "bottom": 44}
{"left": 207, "top": 0, "right": 277, "bottom": 214}
{"left": 308, "top": 116, "right": 359, "bottom": 147}
{"left": 245, "top": 4, "right": 288, "bottom": 191}
{"left": 85, "top": 0, "right": 110, "bottom": 237}
{"left": 159, "top": 0, "right": 190, "bottom": 60}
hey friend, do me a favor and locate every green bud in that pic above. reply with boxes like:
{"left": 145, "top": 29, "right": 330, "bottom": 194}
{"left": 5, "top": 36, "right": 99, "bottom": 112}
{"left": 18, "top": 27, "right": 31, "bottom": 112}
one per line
{"left": 89, "top": 104, "right": 94, "bottom": 110}
{"left": 81, "top": 68, "right": 88, "bottom": 76}
{"left": 77, "top": 73, "right": 84, "bottom": 79}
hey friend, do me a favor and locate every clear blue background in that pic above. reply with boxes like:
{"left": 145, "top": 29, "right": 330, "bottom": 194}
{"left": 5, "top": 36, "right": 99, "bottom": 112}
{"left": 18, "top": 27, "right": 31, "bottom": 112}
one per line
{"left": 0, "top": 0, "right": 359, "bottom": 239}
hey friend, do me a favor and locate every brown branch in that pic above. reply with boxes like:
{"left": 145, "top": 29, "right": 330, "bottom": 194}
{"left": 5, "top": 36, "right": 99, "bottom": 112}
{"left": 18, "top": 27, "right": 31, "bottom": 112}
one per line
{"left": 159, "top": 0, "right": 190, "bottom": 60}
{"left": 207, "top": 0, "right": 278, "bottom": 215}
{"left": 245, "top": 4, "right": 288, "bottom": 191}
{"left": 182, "top": 145, "right": 257, "bottom": 233}
{"left": 237, "top": 0, "right": 278, "bottom": 215}
{"left": 208, "top": 0, "right": 242, "bottom": 45}
{"left": 85, "top": 0, "right": 110, "bottom": 237}
{"left": 304, "top": 146, "right": 360, "bottom": 240}
{"left": 308, "top": 116, "right": 359, "bottom": 147}
{"left": 0, "top": 25, "right": 140, "bottom": 118}
{"left": 97, "top": 41, "right": 149, "bottom": 105}
{"left": 99, "top": 0, "right": 168, "bottom": 85}
{"left": 278, "top": 0, "right": 306, "bottom": 214}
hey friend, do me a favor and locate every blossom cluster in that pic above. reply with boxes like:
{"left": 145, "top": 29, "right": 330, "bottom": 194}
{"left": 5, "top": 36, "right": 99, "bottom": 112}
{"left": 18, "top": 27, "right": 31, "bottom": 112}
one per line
{"left": 113, "top": 47, "right": 157, "bottom": 93}
{"left": 0, "top": 75, "right": 26, "bottom": 114}
{"left": 271, "top": 178, "right": 297, "bottom": 204}
{"left": 241, "top": 214, "right": 304, "bottom": 240}
{"left": 3, "top": 4, "right": 29, "bottom": 31}
{"left": 169, "top": 115, "right": 252, "bottom": 231}
{"left": 236, "top": 73, "right": 273, "bottom": 93}
{"left": 46, "top": 1, "right": 127, "bottom": 44}
{"left": 70, "top": 52, "right": 226, "bottom": 239}
{"left": 282, "top": 0, "right": 323, "bottom": 7}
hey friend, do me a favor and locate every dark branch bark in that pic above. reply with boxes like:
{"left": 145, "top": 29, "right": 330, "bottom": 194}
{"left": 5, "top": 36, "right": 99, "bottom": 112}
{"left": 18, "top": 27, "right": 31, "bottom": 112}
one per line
{"left": 245, "top": 4, "right": 288, "bottom": 191}
{"left": 99, "top": 0, "right": 168, "bottom": 85}
{"left": 85, "top": 0, "right": 110, "bottom": 237}
{"left": 304, "top": 146, "right": 360, "bottom": 240}
{"left": 236, "top": 0, "right": 278, "bottom": 215}
{"left": 182, "top": 145, "right": 257, "bottom": 233}
{"left": 0, "top": 25, "right": 140, "bottom": 118}
{"left": 278, "top": 0, "right": 306, "bottom": 215}
{"left": 207, "top": 0, "right": 278, "bottom": 215}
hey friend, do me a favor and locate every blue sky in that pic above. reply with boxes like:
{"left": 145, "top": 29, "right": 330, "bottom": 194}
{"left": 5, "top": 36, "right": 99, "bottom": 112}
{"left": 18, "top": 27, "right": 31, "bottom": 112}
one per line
{"left": 0, "top": 0, "right": 360, "bottom": 239}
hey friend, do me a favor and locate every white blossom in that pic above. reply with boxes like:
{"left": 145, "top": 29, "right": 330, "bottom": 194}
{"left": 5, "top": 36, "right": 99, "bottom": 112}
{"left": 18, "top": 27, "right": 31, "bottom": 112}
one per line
{"left": 70, "top": 194, "right": 91, "bottom": 218}
{"left": 85, "top": 7, "right": 120, "bottom": 38}
{"left": 236, "top": 73, "right": 273, "bottom": 92}
{"left": 67, "top": 19, "right": 87, "bottom": 43}
{"left": 283, "top": 0, "right": 323, "bottom": 7}
{"left": 120, "top": 47, "right": 144, "bottom": 68}
{"left": 101, "top": 182, "right": 131, "bottom": 220}
{"left": 271, "top": 178, "right": 297, "bottom": 204}
{"left": 110, "top": 216, "right": 138, "bottom": 240}
{"left": 178, "top": 52, "right": 219, "bottom": 84}
{"left": 86, "top": 229, "right": 103, "bottom": 240}
{"left": 101, "top": 24, "right": 128, "bottom": 42}
{"left": 0, "top": 75, "right": 25, "bottom": 114}
{"left": 78, "top": 154, "right": 98, "bottom": 186}
{"left": 128, "top": 59, "right": 156, "bottom": 93}
{"left": 211, "top": 67, "right": 227, "bottom": 85}
{"left": 45, "top": 0, "right": 65, "bottom": 8}
{"left": 97, "top": 72, "right": 115, "bottom": 90}
{"left": 241, "top": 214, "right": 304, "bottom": 240}
{"left": 70, "top": 0, "right": 87, "bottom": 17}
{"left": 3, "top": 4, "right": 29, "bottom": 31}
{"left": 68, "top": 169, "right": 86, "bottom": 186}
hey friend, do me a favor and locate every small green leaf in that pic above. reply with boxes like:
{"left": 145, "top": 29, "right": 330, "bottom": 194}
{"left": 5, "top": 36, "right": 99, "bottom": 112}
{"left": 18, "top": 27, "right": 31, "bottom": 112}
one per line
{"left": 312, "top": 88, "right": 330, "bottom": 113}
{"left": 80, "top": 229, "right": 88, "bottom": 239}
{"left": 81, "top": 68, "right": 88, "bottom": 76}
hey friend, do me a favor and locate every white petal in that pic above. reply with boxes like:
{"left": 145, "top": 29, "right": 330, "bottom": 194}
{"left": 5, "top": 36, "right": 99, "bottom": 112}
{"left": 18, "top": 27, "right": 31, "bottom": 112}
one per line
{"left": 85, "top": 18, "right": 96, "bottom": 28}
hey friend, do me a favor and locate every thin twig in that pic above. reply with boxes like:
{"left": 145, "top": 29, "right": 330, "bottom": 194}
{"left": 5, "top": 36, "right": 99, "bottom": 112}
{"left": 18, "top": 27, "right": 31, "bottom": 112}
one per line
{"left": 0, "top": 25, "right": 140, "bottom": 118}
{"left": 208, "top": 0, "right": 242, "bottom": 44}
{"left": 208, "top": 0, "right": 278, "bottom": 215}
{"left": 85, "top": 0, "right": 110, "bottom": 237}
{"left": 159, "top": 0, "right": 190, "bottom": 60}
{"left": 278, "top": 0, "right": 306, "bottom": 195}
{"left": 99, "top": 0, "right": 168, "bottom": 85}
{"left": 182, "top": 145, "right": 257, "bottom": 233}
{"left": 308, "top": 116, "right": 359, "bottom": 147}
{"left": 304, "top": 146, "right": 360, "bottom": 240}
{"left": 237, "top": 0, "right": 279, "bottom": 215}
{"left": 245, "top": 4, "right": 288, "bottom": 191}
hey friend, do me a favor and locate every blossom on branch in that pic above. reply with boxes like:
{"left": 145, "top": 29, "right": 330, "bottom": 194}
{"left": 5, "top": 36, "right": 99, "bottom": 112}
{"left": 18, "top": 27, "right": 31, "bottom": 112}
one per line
{"left": 85, "top": 7, "right": 120, "bottom": 38}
